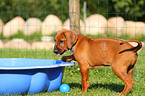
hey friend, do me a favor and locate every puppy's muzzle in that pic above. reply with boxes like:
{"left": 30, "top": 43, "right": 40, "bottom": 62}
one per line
{"left": 53, "top": 49, "right": 58, "bottom": 54}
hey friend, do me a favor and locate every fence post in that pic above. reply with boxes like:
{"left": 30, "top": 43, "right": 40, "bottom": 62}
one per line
{"left": 83, "top": 1, "right": 86, "bottom": 36}
{"left": 69, "top": 0, "right": 80, "bottom": 33}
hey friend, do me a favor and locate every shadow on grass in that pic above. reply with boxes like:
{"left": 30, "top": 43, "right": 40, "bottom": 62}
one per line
{"left": 69, "top": 83, "right": 124, "bottom": 93}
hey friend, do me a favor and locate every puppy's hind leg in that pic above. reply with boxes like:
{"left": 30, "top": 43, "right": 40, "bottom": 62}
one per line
{"left": 111, "top": 57, "right": 135, "bottom": 95}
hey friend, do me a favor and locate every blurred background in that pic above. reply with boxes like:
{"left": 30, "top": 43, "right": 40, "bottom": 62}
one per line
{"left": 0, "top": 0, "right": 145, "bottom": 54}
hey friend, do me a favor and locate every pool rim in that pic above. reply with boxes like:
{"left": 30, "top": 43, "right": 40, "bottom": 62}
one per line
{"left": 0, "top": 58, "right": 74, "bottom": 70}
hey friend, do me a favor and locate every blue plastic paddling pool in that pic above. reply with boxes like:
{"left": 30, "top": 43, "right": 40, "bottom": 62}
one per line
{"left": 0, "top": 58, "right": 74, "bottom": 95}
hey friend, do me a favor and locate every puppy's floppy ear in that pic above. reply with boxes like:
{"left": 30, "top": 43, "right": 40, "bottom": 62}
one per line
{"left": 64, "top": 31, "right": 77, "bottom": 49}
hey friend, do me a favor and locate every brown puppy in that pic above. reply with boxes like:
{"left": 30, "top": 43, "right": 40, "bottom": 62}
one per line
{"left": 53, "top": 29, "right": 142, "bottom": 95}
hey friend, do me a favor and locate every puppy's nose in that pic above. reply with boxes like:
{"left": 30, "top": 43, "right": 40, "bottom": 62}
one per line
{"left": 53, "top": 49, "right": 58, "bottom": 54}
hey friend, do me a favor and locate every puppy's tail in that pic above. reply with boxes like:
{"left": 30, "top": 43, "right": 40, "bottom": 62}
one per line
{"left": 120, "top": 39, "right": 142, "bottom": 52}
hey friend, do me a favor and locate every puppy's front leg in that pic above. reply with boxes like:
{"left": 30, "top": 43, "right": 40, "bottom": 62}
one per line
{"left": 79, "top": 65, "right": 90, "bottom": 93}
{"left": 61, "top": 54, "right": 76, "bottom": 62}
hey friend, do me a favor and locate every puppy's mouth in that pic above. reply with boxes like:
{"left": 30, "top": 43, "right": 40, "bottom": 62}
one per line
{"left": 56, "top": 50, "right": 66, "bottom": 56}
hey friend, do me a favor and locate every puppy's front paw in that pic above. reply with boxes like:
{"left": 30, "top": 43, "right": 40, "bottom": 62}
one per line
{"left": 61, "top": 56, "right": 72, "bottom": 62}
{"left": 61, "top": 56, "right": 67, "bottom": 62}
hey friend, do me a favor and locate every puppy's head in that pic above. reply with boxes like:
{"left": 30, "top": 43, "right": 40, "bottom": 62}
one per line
{"left": 53, "top": 29, "right": 77, "bottom": 56}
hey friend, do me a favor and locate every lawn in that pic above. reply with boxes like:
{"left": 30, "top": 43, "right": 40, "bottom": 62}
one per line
{"left": 0, "top": 49, "right": 144, "bottom": 96}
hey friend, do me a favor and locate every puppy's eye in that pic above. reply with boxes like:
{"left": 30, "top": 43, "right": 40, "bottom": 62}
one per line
{"left": 59, "top": 40, "right": 64, "bottom": 43}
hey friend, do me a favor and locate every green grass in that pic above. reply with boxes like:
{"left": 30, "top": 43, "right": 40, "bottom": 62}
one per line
{"left": 0, "top": 49, "right": 144, "bottom": 96}
{"left": 87, "top": 33, "right": 145, "bottom": 41}
{"left": 1, "top": 30, "right": 145, "bottom": 42}
{"left": 0, "top": 30, "right": 43, "bottom": 42}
